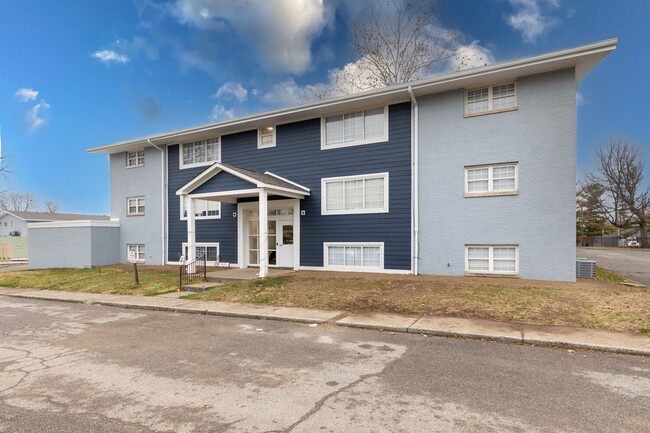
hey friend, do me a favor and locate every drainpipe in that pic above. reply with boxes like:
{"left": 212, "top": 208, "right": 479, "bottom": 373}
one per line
{"left": 407, "top": 86, "right": 419, "bottom": 275}
{"left": 147, "top": 139, "right": 167, "bottom": 266}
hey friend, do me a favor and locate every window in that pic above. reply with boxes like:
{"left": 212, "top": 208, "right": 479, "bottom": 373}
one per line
{"left": 182, "top": 243, "right": 220, "bottom": 265}
{"left": 321, "top": 173, "right": 389, "bottom": 215}
{"left": 465, "top": 245, "right": 518, "bottom": 275}
{"left": 466, "top": 83, "right": 516, "bottom": 116}
{"left": 324, "top": 243, "right": 384, "bottom": 270}
{"left": 127, "top": 196, "right": 145, "bottom": 216}
{"left": 465, "top": 163, "right": 518, "bottom": 196}
{"left": 180, "top": 197, "right": 221, "bottom": 220}
{"left": 180, "top": 137, "right": 220, "bottom": 168}
{"left": 126, "top": 151, "right": 145, "bottom": 168}
{"left": 322, "top": 107, "right": 387, "bottom": 149}
{"left": 258, "top": 126, "right": 276, "bottom": 149}
{"left": 127, "top": 244, "right": 146, "bottom": 263}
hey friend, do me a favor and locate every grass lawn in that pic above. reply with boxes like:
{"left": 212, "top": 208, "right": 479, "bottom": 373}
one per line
{"left": 1, "top": 265, "right": 648, "bottom": 333}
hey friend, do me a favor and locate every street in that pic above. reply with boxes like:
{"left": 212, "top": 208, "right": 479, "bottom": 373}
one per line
{"left": 0, "top": 297, "right": 648, "bottom": 432}
{"left": 577, "top": 247, "right": 650, "bottom": 285}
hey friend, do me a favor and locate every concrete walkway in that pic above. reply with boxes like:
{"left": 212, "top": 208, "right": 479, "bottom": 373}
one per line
{"left": 1, "top": 287, "right": 648, "bottom": 356}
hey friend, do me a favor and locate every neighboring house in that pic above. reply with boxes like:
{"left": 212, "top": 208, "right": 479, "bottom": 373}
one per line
{"left": 81, "top": 39, "right": 615, "bottom": 281}
{"left": 0, "top": 211, "right": 109, "bottom": 261}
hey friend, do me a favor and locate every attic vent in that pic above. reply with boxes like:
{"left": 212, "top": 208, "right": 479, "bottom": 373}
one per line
{"left": 576, "top": 258, "right": 596, "bottom": 279}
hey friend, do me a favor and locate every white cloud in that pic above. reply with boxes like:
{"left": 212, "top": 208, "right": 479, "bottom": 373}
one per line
{"left": 214, "top": 81, "right": 248, "bottom": 103}
{"left": 91, "top": 50, "right": 130, "bottom": 64}
{"left": 112, "top": 36, "right": 159, "bottom": 61}
{"left": 452, "top": 41, "right": 495, "bottom": 70}
{"left": 15, "top": 88, "right": 38, "bottom": 102}
{"left": 576, "top": 91, "right": 585, "bottom": 106}
{"left": 506, "top": 0, "right": 560, "bottom": 43}
{"left": 210, "top": 104, "right": 235, "bottom": 121}
{"left": 26, "top": 100, "right": 50, "bottom": 131}
{"left": 172, "top": 0, "right": 330, "bottom": 73}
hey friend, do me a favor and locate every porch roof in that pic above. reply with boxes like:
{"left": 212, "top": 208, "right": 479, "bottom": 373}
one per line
{"left": 176, "top": 162, "right": 310, "bottom": 203}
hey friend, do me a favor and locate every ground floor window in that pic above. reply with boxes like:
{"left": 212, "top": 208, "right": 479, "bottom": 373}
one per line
{"left": 127, "top": 244, "right": 145, "bottom": 263}
{"left": 182, "top": 243, "right": 220, "bottom": 264}
{"left": 465, "top": 245, "right": 518, "bottom": 275}
{"left": 324, "top": 242, "right": 384, "bottom": 270}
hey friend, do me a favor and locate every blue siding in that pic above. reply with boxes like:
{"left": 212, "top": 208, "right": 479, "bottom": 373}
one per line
{"left": 193, "top": 170, "right": 255, "bottom": 194}
{"left": 167, "top": 102, "right": 412, "bottom": 270}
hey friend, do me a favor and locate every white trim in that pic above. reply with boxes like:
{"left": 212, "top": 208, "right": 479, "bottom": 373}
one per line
{"left": 464, "top": 162, "right": 519, "bottom": 197}
{"left": 189, "top": 189, "right": 260, "bottom": 200}
{"left": 464, "top": 82, "right": 518, "bottom": 117}
{"left": 298, "top": 265, "right": 411, "bottom": 275}
{"left": 126, "top": 196, "right": 145, "bottom": 216}
{"left": 464, "top": 244, "right": 519, "bottom": 276}
{"left": 179, "top": 196, "right": 222, "bottom": 220}
{"left": 323, "top": 242, "right": 385, "bottom": 271}
{"left": 321, "top": 172, "right": 389, "bottom": 215}
{"left": 179, "top": 137, "right": 221, "bottom": 169}
{"left": 126, "top": 150, "right": 145, "bottom": 168}
{"left": 257, "top": 126, "right": 276, "bottom": 149}
{"left": 320, "top": 106, "right": 389, "bottom": 150}
{"left": 407, "top": 86, "right": 419, "bottom": 275}
{"left": 27, "top": 220, "right": 120, "bottom": 229}
{"left": 264, "top": 171, "right": 310, "bottom": 192}
{"left": 181, "top": 242, "right": 220, "bottom": 266}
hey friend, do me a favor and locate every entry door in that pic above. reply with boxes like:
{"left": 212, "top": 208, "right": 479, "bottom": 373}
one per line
{"left": 276, "top": 222, "right": 294, "bottom": 268}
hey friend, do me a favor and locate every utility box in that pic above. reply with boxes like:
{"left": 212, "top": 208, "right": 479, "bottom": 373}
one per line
{"left": 576, "top": 258, "right": 596, "bottom": 279}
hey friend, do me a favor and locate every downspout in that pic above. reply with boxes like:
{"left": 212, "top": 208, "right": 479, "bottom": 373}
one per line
{"left": 147, "top": 139, "right": 167, "bottom": 266}
{"left": 407, "top": 86, "right": 419, "bottom": 275}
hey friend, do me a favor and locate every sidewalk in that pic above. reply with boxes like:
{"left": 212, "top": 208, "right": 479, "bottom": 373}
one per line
{"left": 1, "top": 287, "right": 648, "bottom": 356}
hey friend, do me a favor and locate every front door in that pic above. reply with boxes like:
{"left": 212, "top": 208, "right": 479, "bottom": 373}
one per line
{"left": 276, "top": 222, "right": 294, "bottom": 267}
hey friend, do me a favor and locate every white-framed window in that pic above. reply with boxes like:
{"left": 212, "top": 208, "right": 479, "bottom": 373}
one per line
{"left": 321, "top": 173, "right": 389, "bottom": 215}
{"left": 127, "top": 196, "right": 145, "bottom": 216}
{"left": 465, "top": 83, "right": 517, "bottom": 116}
{"left": 465, "top": 245, "right": 519, "bottom": 275}
{"left": 127, "top": 244, "right": 146, "bottom": 263}
{"left": 321, "top": 106, "right": 388, "bottom": 149}
{"left": 324, "top": 242, "right": 384, "bottom": 270}
{"left": 180, "top": 137, "right": 220, "bottom": 169}
{"left": 180, "top": 197, "right": 221, "bottom": 220}
{"left": 258, "top": 126, "right": 276, "bottom": 149}
{"left": 126, "top": 151, "right": 145, "bottom": 168}
{"left": 182, "top": 243, "right": 220, "bottom": 265}
{"left": 465, "top": 163, "right": 518, "bottom": 196}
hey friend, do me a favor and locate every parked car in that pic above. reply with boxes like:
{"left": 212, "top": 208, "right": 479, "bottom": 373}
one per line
{"left": 626, "top": 240, "right": 640, "bottom": 248}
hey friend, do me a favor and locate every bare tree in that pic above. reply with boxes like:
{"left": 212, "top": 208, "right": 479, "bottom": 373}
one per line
{"left": 332, "top": 0, "right": 468, "bottom": 95}
{"left": 44, "top": 200, "right": 59, "bottom": 213}
{"left": 0, "top": 192, "right": 38, "bottom": 212}
{"left": 586, "top": 138, "right": 650, "bottom": 247}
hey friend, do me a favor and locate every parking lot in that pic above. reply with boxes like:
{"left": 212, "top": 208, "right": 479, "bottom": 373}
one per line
{"left": 577, "top": 247, "right": 650, "bottom": 285}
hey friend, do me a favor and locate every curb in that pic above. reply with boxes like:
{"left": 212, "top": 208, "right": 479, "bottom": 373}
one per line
{"left": 1, "top": 291, "right": 648, "bottom": 357}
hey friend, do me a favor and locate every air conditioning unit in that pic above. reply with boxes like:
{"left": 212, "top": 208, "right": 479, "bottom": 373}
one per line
{"left": 576, "top": 259, "right": 596, "bottom": 279}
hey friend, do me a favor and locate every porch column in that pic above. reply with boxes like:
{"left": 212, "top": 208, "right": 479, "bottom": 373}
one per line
{"left": 186, "top": 196, "right": 196, "bottom": 262}
{"left": 258, "top": 189, "right": 269, "bottom": 278}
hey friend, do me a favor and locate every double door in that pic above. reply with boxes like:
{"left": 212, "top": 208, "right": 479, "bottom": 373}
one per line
{"left": 248, "top": 218, "right": 294, "bottom": 268}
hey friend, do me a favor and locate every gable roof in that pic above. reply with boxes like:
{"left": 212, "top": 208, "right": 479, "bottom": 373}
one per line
{"left": 176, "top": 162, "right": 310, "bottom": 196}
{"left": 88, "top": 38, "right": 617, "bottom": 155}
{"left": 0, "top": 210, "right": 111, "bottom": 222}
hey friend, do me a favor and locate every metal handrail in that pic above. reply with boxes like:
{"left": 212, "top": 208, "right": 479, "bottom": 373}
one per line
{"left": 179, "top": 255, "right": 207, "bottom": 288}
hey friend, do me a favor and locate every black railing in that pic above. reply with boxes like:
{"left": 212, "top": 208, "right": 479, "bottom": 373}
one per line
{"left": 180, "top": 255, "right": 207, "bottom": 288}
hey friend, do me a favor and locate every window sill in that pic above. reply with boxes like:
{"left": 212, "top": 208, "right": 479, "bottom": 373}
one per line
{"left": 464, "top": 191, "right": 518, "bottom": 198}
{"left": 464, "top": 272, "right": 519, "bottom": 278}
{"left": 321, "top": 208, "right": 389, "bottom": 216}
{"left": 180, "top": 216, "right": 222, "bottom": 221}
{"left": 321, "top": 136, "right": 389, "bottom": 151}
{"left": 257, "top": 143, "right": 276, "bottom": 149}
{"left": 127, "top": 213, "right": 145, "bottom": 217}
{"left": 126, "top": 164, "right": 144, "bottom": 169}
{"left": 180, "top": 161, "right": 219, "bottom": 170}
{"left": 464, "top": 106, "right": 518, "bottom": 118}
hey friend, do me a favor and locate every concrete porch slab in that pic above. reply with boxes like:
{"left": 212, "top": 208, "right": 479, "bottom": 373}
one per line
{"left": 409, "top": 316, "right": 524, "bottom": 341}
{"left": 336, "top": 312, "right": 421, "bottom": 333}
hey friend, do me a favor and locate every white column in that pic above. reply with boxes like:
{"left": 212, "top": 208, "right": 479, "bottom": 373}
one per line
{"left": 258, "top": 189, "right": 269, "bottom": 278}
{"left": 187, "top": 196, "right": 196, "bottom": 262}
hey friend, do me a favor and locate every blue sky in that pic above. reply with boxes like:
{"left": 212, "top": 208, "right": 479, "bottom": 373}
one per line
{"left": 0, "top": 0, "right": 647, "bottom": 214}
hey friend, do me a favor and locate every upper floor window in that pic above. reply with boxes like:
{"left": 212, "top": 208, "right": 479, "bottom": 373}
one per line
{"left": 126, "top": 151, "right": 144, "bottom": 168}
{"left": 127, "top": 196, "right": 145, "bottom": 216}
{"left": 465, "top": 83, "right": 516, "bottom": 116}
{"left": 258, "top": 126, "right": 276, "bottom": 149}
{"left": 180, "top": 197, "right": 221, "bottom": 220}
{"left": 322, "top": 107, "right": 388, "bottom": 149}
{"left": 465, "top": 163, "right": 518, "bottom": 197}
{"left": 180, "top": 137, "right": 220, "bottom": 169}
{"left": 322, "top": 173, "right": 388, "bottom": 215}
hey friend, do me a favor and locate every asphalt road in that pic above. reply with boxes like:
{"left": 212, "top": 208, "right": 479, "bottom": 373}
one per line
{"left": 577, "top": 247, "right": 650, "bottom": 285}
{"left": 1, "top": 297, "right": 648, "bottom": 432}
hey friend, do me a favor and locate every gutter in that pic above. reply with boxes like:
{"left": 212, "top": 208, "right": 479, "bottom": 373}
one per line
{"left": 407, "top": 86, "right": 419, "bottom": 275}
{"left": 147, "top": 139, "right": 167, "bottom": 266}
